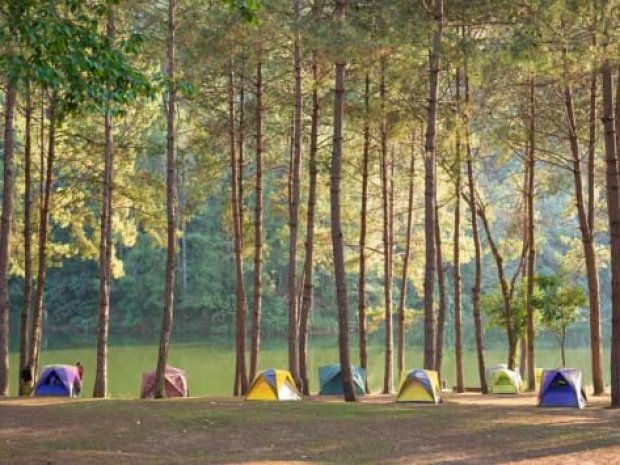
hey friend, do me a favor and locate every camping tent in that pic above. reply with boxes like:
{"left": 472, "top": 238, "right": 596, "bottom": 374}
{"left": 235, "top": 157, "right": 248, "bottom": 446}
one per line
{"left": 34, "top": 365, "right": 81, "bottom": 397}
{"left": 487, "top": 364, "right": 522, "bottom": 394}
{"left": 319, "top": 365, "right": 366, "bottom": 395}
{"left": 141, "top": 365, "right": 188, "bottom": 398}
{"left": 539, "top": 368, "right": 587, "bottom": 408}
{"left": 396, "top": 369, "right": 441, "bottom": 403}
{"left": 246, "top": 369, "right": 301, "bottom": 401}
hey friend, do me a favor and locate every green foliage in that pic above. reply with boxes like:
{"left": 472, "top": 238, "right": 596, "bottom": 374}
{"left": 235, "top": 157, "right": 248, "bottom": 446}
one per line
{"left": 537, "top": 274, "right": 587, "bottom": 337}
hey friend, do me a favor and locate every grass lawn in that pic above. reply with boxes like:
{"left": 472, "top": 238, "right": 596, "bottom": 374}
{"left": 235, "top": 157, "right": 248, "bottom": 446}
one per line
{"left": 1, "top": 393, "right": 620, "bottom": 464}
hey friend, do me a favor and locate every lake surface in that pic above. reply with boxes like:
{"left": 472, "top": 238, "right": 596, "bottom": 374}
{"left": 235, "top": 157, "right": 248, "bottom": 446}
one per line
{"left": 9, "top": 338, "right": 610, "bottom": 397}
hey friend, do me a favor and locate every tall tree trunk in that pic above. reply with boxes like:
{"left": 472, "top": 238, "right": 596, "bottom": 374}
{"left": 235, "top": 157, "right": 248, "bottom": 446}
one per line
{"left": 588, "top": 56, "right": 604, "bottom": 397}
{"left": 331, "top": 0, "right": 356, "bottom": 402}
{"left": 19, "top": 84, "right": 33, "bottom": 396}
{"left": 434, "top": 201, "right": 447, "bottom": 376}
{"left": 229, "top": 60, "right": 249, "bottom": 396}
{"left": 380, "top": 55, "right": 393, "bottom": 394}
{"left": 250, "top": 57, "right": 263, "bottom": 384}
{"left": 564, "top": 81, "right": 603, "bottom": 395}
{"left": 238, "top": 64, "right": 245, "bottom": 245}
{"left": 608, "top": 62, "right": 620, "bottom": 407}
{"left": 28, "top": 98, "right": 56, "bottom": 392}
{"left": 358, "top": 73, "right": 370, "bottom": 393}
{"left": 397, "top": 147, "right": 415, "bottom": 380}
{"left": 526, "top": 74, "right": 536, "bottom": 391}
{"left": 299, "top": 49, "right": 320, "bottom": 396}
{"left": 94, "top": 12, "right": 115, "bottom": 399}
{"left": 478, "top": 205, "right": 518, "bottom": 370}
{"left": 155, "top": 0, "right": 177, "bottom": 398}
{"left": 453, "top": 70, "right": 464, "bottom": 392}
{"left": 599, "top": 0, "right": 620, "bottom": 410}
{"left": 423, "top": 0, "right": 443, "bottom": 370}
{"left": 464, "top": 72, "right": 487, "bottom": 394}
{"left": 288, "top": 0, "right": 303, "bottom": 388}
{"left": 0, "top": 79, "right": 17, "bottom": 396}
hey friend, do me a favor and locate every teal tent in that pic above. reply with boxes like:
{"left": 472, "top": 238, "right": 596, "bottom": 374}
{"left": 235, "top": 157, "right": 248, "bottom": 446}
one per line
{"left": 319, "top": 365, "right": 366, "bottom": 395}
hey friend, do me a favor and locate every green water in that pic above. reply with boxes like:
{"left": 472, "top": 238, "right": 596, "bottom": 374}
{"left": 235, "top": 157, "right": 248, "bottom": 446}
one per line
{"left": 9, "top": 339, "right": 609, "bottom": 397}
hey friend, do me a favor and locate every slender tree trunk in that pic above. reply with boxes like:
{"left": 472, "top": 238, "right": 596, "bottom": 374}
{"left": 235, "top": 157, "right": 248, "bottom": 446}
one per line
{"left": 287, "top": 0, "right": 303, "bottom": 388}
{"left": 434, "top": 201, "right": 447, "bottom": 376}
{"left": 526, "top": 74, "right": 536, "bottom": 391}
{"left": 28, "top": 98, "right": 56, "bottom": 392}
{"left": 0, "top": 79, "right": 17, "bottom": 396}
{"left": 423, "top": 0, "right": 443, "bottom": 370}
{"left": 94, "top": 12, "right": 115, "bottom": 399}
{"left": 19, "top": 85, "right": 33, "bottom": 396}
{"left": 601, "top": 34, "right": 620, "bottom": 404}
{"left": 379, "top": 55, "right": 393, "bottom": 394}
{"left": 155, "top": 0, "right": 177, "bottom": 398}
{"left": 250, "top": 57, "right": 263, "bottom": 384}
{"left": 331, "top": 0, "right": 355, "bottom": 402}
{"left": 299, "top": 50, "right": 320, "bottom": 396}
{"left": 561, "top": 329, "right": 566, "bottom": 368}
{"left": 609, "top": 62, "right": 620, "bottom": 407}
{"left": 453, "top": 71, "right": 464, "bottom": 391}
{"left": 397, "top": 147, "right": 415, "bottom": 380}
{"left": 238, "top": 64, "right": 245, "bottom": 244}
{"left": 228, "top": 60, "right": 249, "bottom": 396}
{"left": 564, "top": 82, "right": 604, "bottom": 395}
{"left": 464, "top": 73, "right": 487, "bottom": 394}
{"left": 478, "top": 205, "right": 518, "bottom": 370}
{"left": 588, "top": 62, "right": 604, "bottom": 396}
{"left": 358, "top": 73, "right": 370, "bottom": 393}
{"left": 519, "top": 338, "right": 527, "bottom": 380}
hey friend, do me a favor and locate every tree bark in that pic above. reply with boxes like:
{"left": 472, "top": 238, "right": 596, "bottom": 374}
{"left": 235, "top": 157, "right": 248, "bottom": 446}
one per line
{"left": 453, "top": 70, "right": 464, "bottom": 392}
{"left": 464, "top": 72, "right": 487, "bottom": 394}
{"left": 564, "top": 81, "right": 604, "bottom": 395}
{"left": 0, "top": 79, "right": 17, "bottom": 396}
{"left": 299, "top": 48, "right": 320, "bottom": 395}
{"left": 358, "top": 73, "right": 370, "bottom": 393}
{"left": 478, "top": 204, "right": 518, "bottom": 370}
{"left": 28, "top": 98, "right": 56, "bottom": 392}
{"left": 600, "top": 6, "right": 620, "bottom": 402}
{"left": 380, "top": 55, "right": 393, "bottom": 394}
{"left": 19, "top": 85, "right": 33, "bottom": 396}
{"left": 423, "top": 0, "right": 443, "bottom": 370}
{"left": 608, "top": 62, "right": 620, "bottom": 407}
{"left": 94, "top": 12, "right": 115, "bottom": 399}
{"left": 526, "top": 74, "right": 536, "bottom": 391}
{"left": 250, "top": 57, "right": 263, "bottom": 384}
{"left": 228, "top": 60, "right": 249, "bottom": 396}
{"left": 397, "top": 147, "right": 415, "bottom": 380}
{"left": 287, "top": 0, "right": 303, "bottom": 388}
{"left": 331, "top": 0, "right": 356, "bottom": 402}
{"left": 434, "top": 200, "right": 447, "bottom": 377}
{"left": 155, "top": 0, "right": 177, "bottom": 398}
{"left": 588, "top": 56, "right": 604, "bottom": 397}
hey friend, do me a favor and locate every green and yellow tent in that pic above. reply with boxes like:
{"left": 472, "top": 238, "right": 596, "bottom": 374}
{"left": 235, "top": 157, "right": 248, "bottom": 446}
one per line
{"left": 396, "top": 369, "right": 441, "bottom": 403}
{"left": 486, "top": 364, "right": 522, "bottom": 394}
{"left": 246, "top": 369, "right": 302, "bottom": 401}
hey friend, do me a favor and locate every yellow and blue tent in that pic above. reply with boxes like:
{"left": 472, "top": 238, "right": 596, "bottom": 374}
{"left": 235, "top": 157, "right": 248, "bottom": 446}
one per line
{"left": 396, "top": 369, "right": 441, "bottom": 403}
{"left": 486, "top": 364, "right": 522, "bottom": 394}
{"left": 246, "top": 369, "right": 302, "bottom": 401}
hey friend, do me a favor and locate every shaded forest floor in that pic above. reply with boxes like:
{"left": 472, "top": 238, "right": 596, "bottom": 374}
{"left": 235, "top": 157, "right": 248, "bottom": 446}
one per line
{"left": 1, "top": 393, "right": 619, "bottom": 465}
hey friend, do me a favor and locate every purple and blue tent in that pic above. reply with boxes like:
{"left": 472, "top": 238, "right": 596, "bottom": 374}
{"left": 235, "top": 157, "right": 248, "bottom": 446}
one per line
{"left": 538, "top": 368, "right": 587, "bottom": 409}
{"left": 34, "top": 365, "right": 82, "bottom": 397}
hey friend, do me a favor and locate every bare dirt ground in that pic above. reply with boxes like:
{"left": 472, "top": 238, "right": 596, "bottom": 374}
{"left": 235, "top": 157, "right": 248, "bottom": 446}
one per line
{"left": 1, "top": 393, "right": 619, "bottom": 465}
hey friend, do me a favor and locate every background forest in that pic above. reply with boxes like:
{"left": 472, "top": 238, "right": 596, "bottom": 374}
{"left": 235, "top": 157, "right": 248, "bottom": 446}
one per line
{"left": 1, "top": 0, "right": 620, "bottom": 401}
